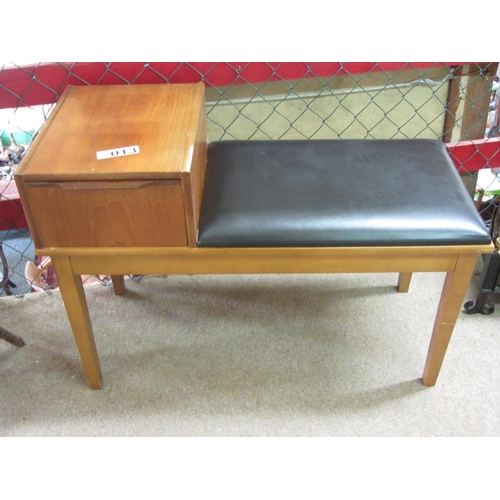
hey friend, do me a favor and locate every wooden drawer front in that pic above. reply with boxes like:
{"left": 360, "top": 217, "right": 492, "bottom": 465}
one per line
{"left": 26, "top": 180, "right": 188, "bottom": 247}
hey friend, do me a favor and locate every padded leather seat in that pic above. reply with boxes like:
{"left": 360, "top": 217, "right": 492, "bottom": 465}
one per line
{"left": 197, "top": 140, "right": 491, "bottom": 248}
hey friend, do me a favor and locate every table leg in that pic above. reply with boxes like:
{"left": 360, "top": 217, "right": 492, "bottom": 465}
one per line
{"left": 422, "top": 254, "right": 478, "bottom": 386}
{"left": 111, "top": 275, "right": 126, "bottom": 295}
{"left": 397, "top": 272, "right": 412, "bottom": 293}
{"left": 51, "top": 256, "right": 103, "bottom": 389}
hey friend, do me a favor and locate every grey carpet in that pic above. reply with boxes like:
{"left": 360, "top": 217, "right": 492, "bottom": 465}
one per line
{"left": 1, "top": 260, "right": 499, "bottom": 436}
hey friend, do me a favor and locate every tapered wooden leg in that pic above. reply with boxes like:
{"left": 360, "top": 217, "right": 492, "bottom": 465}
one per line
{"left": 422, "top": 254, "right": 478, "bottom": 386}
{"left": 111, "top": 275, "right": 126, "bottom": 295}
{"left": 397, "top": 272, "right": 412, "bottom": 293}
{"left": 51, "top": 256, "right": 103, "bottom": 389}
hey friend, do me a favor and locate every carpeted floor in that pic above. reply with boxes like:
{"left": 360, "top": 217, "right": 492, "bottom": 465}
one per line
{"left": 1, "top": 259, "right": 499, "bottom": 437}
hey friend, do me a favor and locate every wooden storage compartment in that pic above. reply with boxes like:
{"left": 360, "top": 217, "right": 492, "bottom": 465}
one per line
{"left": 15, "top": 83, "right": 207, "bottom": 249}
{"left": 25, "top": 180, "right": 187, "bottom": 247}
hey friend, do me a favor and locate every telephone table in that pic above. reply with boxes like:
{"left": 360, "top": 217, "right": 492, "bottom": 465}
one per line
{"left": 14, "top": 83, "right": 493, "bottom": 389}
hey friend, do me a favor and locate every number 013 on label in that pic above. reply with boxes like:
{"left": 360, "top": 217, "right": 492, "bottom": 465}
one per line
{"left": 96, "top": 145, "right": 140, "bottom": 160}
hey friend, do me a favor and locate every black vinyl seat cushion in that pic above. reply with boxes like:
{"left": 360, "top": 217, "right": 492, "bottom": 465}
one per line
{"left": 197, "top": 140, "right": 491, "bottom": 248}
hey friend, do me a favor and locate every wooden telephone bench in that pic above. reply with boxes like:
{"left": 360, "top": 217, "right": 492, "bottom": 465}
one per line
{"left": 14, "top": 83, "right": 493, "bottom": 390}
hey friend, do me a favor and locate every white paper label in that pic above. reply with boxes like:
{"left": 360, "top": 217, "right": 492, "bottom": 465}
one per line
{"left": 96, "top": 145, "right": 140, "bottom": 160}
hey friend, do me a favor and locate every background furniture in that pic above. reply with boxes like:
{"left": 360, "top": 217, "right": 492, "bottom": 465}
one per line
{"left": 464, "top": 202, "right": 500, "bottom": 314}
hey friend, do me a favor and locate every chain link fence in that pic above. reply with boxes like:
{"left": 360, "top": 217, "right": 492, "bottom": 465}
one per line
{"left": 1, "top": 62, "right": 499, "bottom": 297}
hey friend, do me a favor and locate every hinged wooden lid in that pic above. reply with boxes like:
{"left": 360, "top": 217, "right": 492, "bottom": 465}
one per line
{"left": 16, "top": 83, "right": 206, "bottom": 181}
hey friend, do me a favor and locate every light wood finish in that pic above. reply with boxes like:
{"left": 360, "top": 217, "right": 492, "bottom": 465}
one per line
{"left": 16, "top": 84, "right": 206, "bottom": 179}
{"left": 422, "top": 253, "right": 479, "bottom": 386}
{"left": 69, "top": 252, "right": 455, "bottom": 275}
{"left": 14, "top": 83, "right": 494, "bottom": 390}
{"left": 25, "top": 180, "right": 187, "bottom": 247}
{"left": 39, "top": 245, "right": 490, "bottom": 276}
{"left": 34, "top": 243, "right": 491, "bottom": 389}
{"left": 15, "top": 83, "right": 207, "bottom": 248}
{"left": 50, "top": 256, "right": 102, "bottom": 389}
{"left": 397, "top": 272, "right": 412, "bottom": 293}
{"left": 110, "top": 275, "right": 125, "bottom": 296}
{"left": 182, "top": 96, "right": 208, "bottom": 247}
